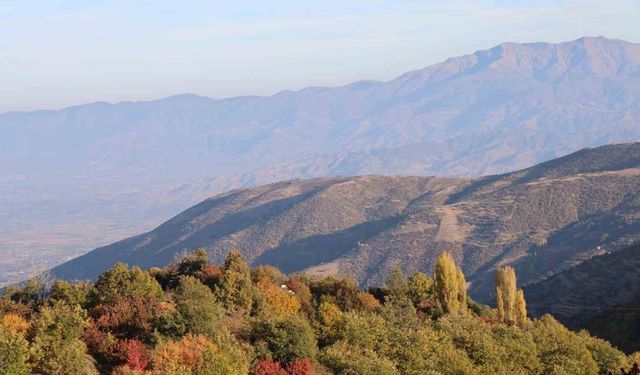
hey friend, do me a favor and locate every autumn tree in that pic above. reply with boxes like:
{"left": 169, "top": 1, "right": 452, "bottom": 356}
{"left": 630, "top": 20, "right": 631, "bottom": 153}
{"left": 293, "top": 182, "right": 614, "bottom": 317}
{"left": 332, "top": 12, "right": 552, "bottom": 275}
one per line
{"left": 255, "top": 279, "right": 301, "bottom": 317}
{"left": 255, "top": 359, "right": 288, "bottom": 375}
{"left": 433, "top": 252, "right": 466, "bottom": 313}
{"left": 152, "top": 334, "right": 216, "bottom": 374}
{"left": 495, "top": 266, "right": 528, "bottom": 325}
{"left": 0, "top": 314, "right": 30, "bottom": 337}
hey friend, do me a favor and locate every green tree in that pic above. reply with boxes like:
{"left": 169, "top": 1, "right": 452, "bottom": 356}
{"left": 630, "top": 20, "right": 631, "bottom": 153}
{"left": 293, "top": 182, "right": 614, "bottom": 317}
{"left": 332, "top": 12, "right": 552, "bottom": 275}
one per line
{"left": 49, "top": 280, "right": 94, "bottom": 307}
{"left": 320, "top": 340, "right": 399, "bottom": 375}
{"left": 174, "top": 276, "right": 222, "bottom": 337}
{"left": 456, "top": 267, "right": 467, "bottom": 307}
{"left": 252, "top": 317, "right": 318, "bottom": 366}
{"left": 433, "top": 252, "right": 465, "bottom": 313}
{"left": 94, "top": 263, "right": 163, "bottom": 305}
{"left": 176, "top": 248, "right": 209, "bottom": 277}
{"left": 531, "top": 314, "right": 599, "bottom": 375}
{"left": 378, "top": 297, "right": 430, "bottom": 374}
{"left": 385, "top": 268, "right": 408, "bottom": 298}
{"left": 216, "top": 250, "right": 254, "bottom": 312}
{"left": 579, "top": 331, "right": 627, "bottom": 375}
{"left": 407, "top": 272, "right": 434, "bottom": 308}
{"left": 29, "top": 302, "right": 97, "bottom": 375}
{"left": 0, "top": 326, "right": 30, "bottom": 375}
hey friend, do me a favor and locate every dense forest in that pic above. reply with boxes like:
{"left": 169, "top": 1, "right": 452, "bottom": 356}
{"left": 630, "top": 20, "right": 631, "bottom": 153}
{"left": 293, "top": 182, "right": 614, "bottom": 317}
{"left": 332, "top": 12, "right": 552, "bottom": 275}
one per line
{"left": 1, "top": 249, "right": 638, "bottom": 375}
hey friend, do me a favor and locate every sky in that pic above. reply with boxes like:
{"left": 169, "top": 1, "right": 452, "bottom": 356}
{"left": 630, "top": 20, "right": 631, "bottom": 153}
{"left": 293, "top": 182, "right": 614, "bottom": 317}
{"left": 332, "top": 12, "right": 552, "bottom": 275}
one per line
{"left": 0, "top": 0, "right": 639, "bottom": 112}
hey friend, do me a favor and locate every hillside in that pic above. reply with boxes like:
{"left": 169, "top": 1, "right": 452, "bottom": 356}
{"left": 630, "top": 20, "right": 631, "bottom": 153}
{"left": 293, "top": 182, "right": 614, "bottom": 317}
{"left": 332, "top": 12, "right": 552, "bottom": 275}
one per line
{"left": 51, "top": 142, "right": 640, "bottom": 301}
{"left": 2, "top": 36, "right": 640, "bottom": 283}
{"left": 524, "top": 241, "right": 640, "bottom": 352}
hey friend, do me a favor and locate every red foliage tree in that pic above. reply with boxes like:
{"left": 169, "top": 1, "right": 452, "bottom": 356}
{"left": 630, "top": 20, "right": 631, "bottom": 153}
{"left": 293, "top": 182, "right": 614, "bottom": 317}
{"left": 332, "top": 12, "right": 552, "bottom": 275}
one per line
{"left": 123, "top": 339, "right": 149, "bottom": 371}
{"left": 255, "top": 359, "right": 288, "bottom": 375}
{"left": 288, "top": 359, "right": 316, "bottom": 375}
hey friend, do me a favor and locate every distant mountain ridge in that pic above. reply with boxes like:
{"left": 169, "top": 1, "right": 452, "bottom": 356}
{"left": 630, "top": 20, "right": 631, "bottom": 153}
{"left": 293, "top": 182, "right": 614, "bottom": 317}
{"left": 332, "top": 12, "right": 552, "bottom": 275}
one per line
{"left": 51, "top": 142, "right": 640, "bottom": 302}
{"left": 2, "top": 36, "right": 640, "bottom": 283}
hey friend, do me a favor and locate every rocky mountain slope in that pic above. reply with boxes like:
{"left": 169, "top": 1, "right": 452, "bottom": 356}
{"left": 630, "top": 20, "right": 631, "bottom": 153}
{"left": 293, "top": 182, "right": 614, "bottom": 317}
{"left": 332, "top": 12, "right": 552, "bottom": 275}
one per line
{"left": 51, "top": 143, "right": 640, "bottom": 301}
{"left": 3, "top": 37, "right": 640, "bottom": 282}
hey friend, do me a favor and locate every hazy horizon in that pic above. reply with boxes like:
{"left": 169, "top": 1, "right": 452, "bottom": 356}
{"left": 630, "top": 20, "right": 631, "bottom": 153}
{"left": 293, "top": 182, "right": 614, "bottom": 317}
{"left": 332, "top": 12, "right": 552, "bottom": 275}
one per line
{"left": 1, "top": 0, "right": 639, "bottom": 112}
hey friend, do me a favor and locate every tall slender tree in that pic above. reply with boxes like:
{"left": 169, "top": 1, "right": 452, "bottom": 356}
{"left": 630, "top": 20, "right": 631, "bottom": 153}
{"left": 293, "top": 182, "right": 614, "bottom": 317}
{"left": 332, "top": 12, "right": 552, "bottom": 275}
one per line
{"left": 495, "top": 266, "right": 527, "bottom": 325}
{"left": 433, "top": 252, "right": 466, "bottom": 313}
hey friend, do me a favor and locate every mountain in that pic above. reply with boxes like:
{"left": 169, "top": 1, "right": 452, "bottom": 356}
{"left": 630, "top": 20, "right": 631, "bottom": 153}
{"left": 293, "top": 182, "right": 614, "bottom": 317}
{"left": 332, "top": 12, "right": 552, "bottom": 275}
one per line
{"left": 50, "top": 142, "right": 640, "bottom": 301}
{"left": 524, "top": 241, "right": 640, "bottom": 352}
{"left": 3, "top": 37, "right": 640, "bottom": 283}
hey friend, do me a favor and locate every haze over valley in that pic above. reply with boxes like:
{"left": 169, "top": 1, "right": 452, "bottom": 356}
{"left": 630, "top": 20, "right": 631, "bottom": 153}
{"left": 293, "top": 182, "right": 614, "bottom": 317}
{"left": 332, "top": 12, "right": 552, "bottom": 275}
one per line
{"left": 3, "top": 36, "right": 640, "bottom": 285}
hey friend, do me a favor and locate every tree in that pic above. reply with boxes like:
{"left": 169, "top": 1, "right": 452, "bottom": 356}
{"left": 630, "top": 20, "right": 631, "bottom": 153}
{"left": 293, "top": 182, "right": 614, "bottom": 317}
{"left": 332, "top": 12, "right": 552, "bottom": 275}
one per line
{"left": 406, "top": 272, "right": 434, "bottom": 309}
{"left": 579, "top": 331, "right": 627, "bottom": 375}
{"left": 192, "top": 331, "right": 249, "bottom": 375}
{"left": 252, "top": 317, "right": 318, "bottom": 366}
{"left": 49, "top": 280, "right": 94, "bottom": 308}
{"left": 30, "top": 302, "right": 97, "bottom": 375}
{"left": 514, "top": 289, "right": 528, "bottom": 326}
{"left": 495, "top": 266, "right": 528, "bottom": 325}
{"left": 320, "top": 340, "right": 399, "bottom": 375}
{"left": 456, "top": 267, "right": 467, "bottom": 307}
{"left": 0, "top": 314, "right": 30, "bottom": 336}
{"left": 152, "top": 334, "right": 216, "bottom": 374}
{"left": 216, "top": 250, "right": 254, "bottom": 312}
{"left": 94, "top": 263, "right": 162, "bottom": 305}
{"left": 287, "top": 359, "right": 316, "bottom": 375}
{"left": 255, "top": 359, "right": 288, "bottom": 375}
{"left": 356, "top": 292, "right": 380, "bottom": 312}
{"left": 121, "top": 339, "right": 149, "bottom": 372}
{"left": 0, "top": 326, "right": 30, "bottom": 375}
{"left": 385, "top": 268, "right": 408, "bottom": 298}
{"left": 255, "top": 279, "right": 301, "bottom": 317}
{"left": 174, "top": 276, "right": 222, "bottom": 337}
{"left": 532, "top": 314, "right": 599, "bottom": 375}
{"left": 176, "top": 248, "right": 209, "bottom": 276}
{"left": 252, "top": 265, "right": 286, "bottom": 284}
{"left": 433, "top": 252, "right": 466, "bottom": 313}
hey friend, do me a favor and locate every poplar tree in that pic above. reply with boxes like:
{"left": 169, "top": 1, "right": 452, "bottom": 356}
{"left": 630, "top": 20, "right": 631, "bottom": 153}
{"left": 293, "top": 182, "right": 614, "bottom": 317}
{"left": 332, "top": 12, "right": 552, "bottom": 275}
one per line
{"left": 456, "top": 266, "right": 468, "bottom": 308}
{"left": 495, "top": 266, "right": 528, "bottom": 325}
{"left": 515, "top": 289, "right": 528, "bottom": 326}
{"left": 433, "top": 252, "right": 466, "bottom": 313}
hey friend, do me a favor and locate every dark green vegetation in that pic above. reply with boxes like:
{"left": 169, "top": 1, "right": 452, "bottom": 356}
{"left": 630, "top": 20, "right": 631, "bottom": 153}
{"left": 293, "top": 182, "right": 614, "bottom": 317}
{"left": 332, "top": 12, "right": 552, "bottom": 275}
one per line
{"left": 525, "top": 241, "right": 640, "bottom": 353}
{"left": 2, "top": 249, "right": 639, "bottom": 374}
{"left": 52, "top": 143, "right": 640, "bottom": 303}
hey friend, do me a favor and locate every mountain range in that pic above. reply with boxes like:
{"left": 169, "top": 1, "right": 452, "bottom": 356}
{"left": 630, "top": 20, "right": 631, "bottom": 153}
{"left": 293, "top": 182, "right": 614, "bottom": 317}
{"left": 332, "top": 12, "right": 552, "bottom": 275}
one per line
{"left": 51, "top": 142, "right": 640, "bottom": 303}
{"left": 2, "top": 36, "right": 640, "bottom": 284}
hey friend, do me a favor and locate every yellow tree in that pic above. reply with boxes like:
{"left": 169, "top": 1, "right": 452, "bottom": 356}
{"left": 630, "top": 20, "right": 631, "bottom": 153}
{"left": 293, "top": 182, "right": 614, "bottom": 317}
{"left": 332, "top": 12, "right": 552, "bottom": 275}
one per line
{"left": 433, "top": 252, "right": 466, "bottom": 313}
{"left": 495, "top": 266, "right": 528, "bottom": 325}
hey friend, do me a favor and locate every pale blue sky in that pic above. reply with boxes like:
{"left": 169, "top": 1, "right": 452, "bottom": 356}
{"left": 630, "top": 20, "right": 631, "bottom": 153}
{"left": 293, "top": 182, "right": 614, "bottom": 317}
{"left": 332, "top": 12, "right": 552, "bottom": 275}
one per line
{"left": 1, "top": 0, "right": 639, "bottom": 112}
